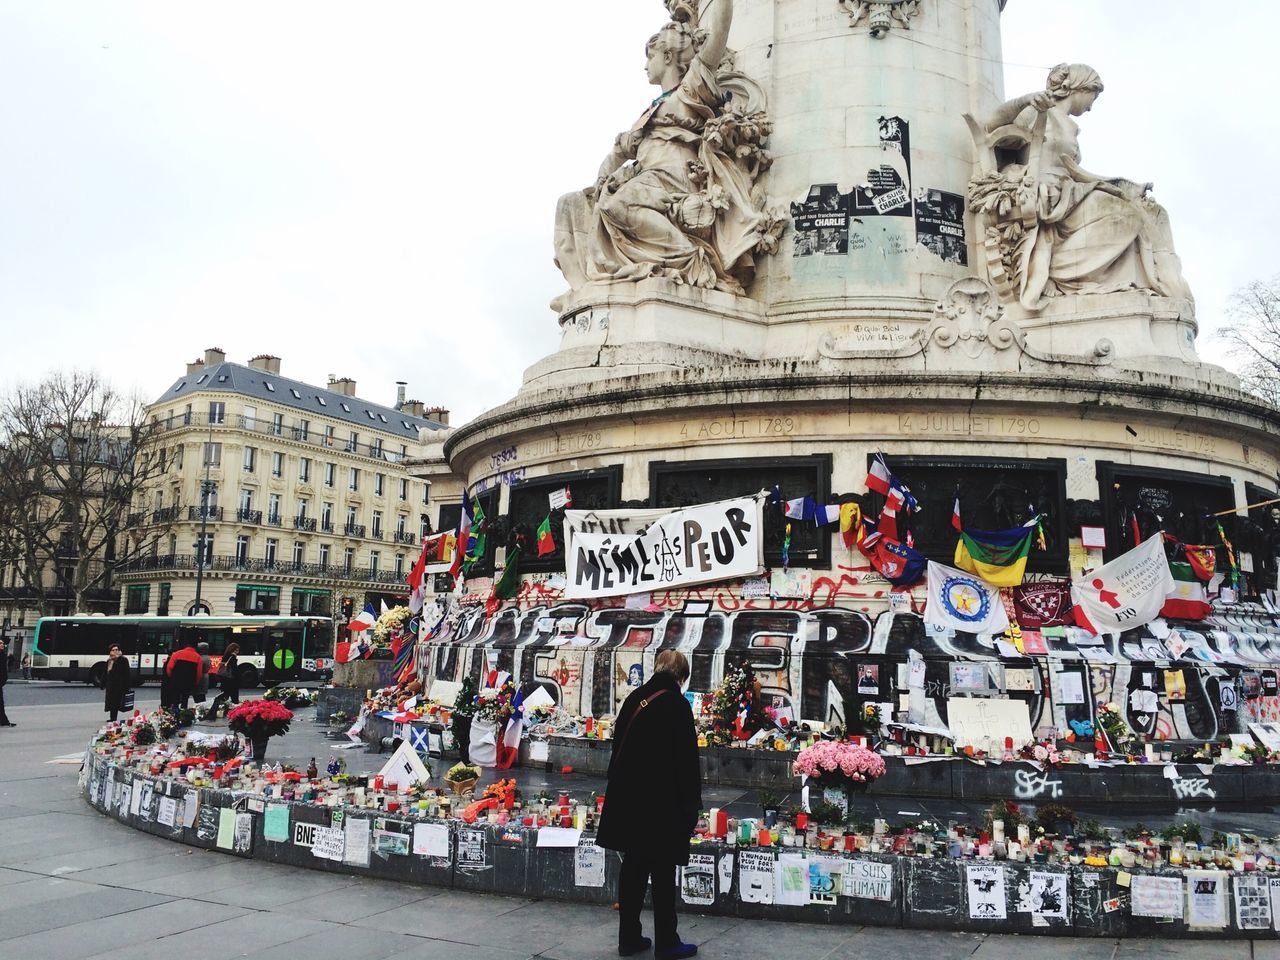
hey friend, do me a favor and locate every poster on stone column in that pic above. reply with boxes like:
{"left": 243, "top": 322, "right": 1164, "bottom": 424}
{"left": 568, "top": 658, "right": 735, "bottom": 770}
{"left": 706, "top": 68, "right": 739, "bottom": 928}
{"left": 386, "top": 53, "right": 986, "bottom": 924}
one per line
{"left": 680, "top": 853, "right": 716, "bottom": 905}
{"left": 852, "top": 116, "right": 912, "bottom": 217}
{"left": 791, "top": 185, "right": 849, "bottom": 257}
{"left": 966, "top": 863, "right": 1007, "bottom": 920}
{"left": 915, "top": 188, "right": 968, "bottom": 265}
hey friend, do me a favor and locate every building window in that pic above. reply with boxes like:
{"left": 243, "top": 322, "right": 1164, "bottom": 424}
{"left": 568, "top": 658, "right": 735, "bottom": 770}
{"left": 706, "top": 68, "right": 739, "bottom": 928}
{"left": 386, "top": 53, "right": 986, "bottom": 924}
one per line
{"left": 235, "top": 585, "right": 280, "bottom": 614}
{"left": 372, "top": 510, "right": 383, "bottom": 539}
{"left": 422, "top": 483, "right": 429, "bottom": 506}
{"left": 394, "top": 554, "right": 404, "bottom": 577}
{"left": 271, "top": 451, "right": 284, "bottom": 477}
{"left": 349, "top": 467, "right": 360, "bottom": 491}
{"left": 124, "top": 584, "right": 150, "bottom": 614}
{"left": 299, "top": 457, "right": 311, "bottom": 482}
{"left": 272, "top": 413, "right": 284, "bottom": 436}
{"left": 369, "top": 550, "right": 380, "bottom": 576}
{"left": 296, "top": 498, "right": 309, "bottom": 520}
{"left": 235, "top": 535, "right": 250, "bottom": 565}
{"left": 157, "top": 582, "right": 171, "bottom": 616}
{"left": 347, "top": 431, "right": 358, "bottom": 453}
{"left": 208, "top": 401, "right": 225, "bottom": 425}
{"left": 420, "top": 513, "right": 430, "bottom": 539}
{"left": 239, "top": 488, "right": 253, "bottom": 513}
{"left": 294, "top": 419, "right": 310, "bottom": 441}
{"left": 323, "top": 424, "right": 335, "bottom": 447}
{"left": 242, "top": 406, "right": 256, "bottom": 430}
{"left": 203, "top": 442, "right": 222, "bottom": 466}
{"left": 319, "top": 543, "right": 331, "bottom": 567}
{"left": 343, "top": 547, "right": 355, "bottom": 572}
{"left": 397, "top": 514, "right": 408, "bottom": 538}
{"left": 374, "top": 473, "right": 385, "bottom": 496}
{"left": 324, "top": 462, "right": 335, "bottom": 487}
{"left": 243, "top": 446, "right": 256, "bottom": 472}
{"left": 195, "top": 534, "right": 214, "bottom": 565}
{"left": 399, "top": 478, "right": 409, "bottom": 501}
{"left": 174, "top": 445, "right": 184, "bottom": 469}
{"left": 346, "top": 505, "right": 358, "bottom": 526}
{"left": 371, "top": 438, "right": 383, "bottom": 459}
{"left": 268, "top": 494, "right": 281, "bottom": 524}
{"left": 650, "top": 457, "right": 830, "bottom": 569}
{"left": 321, "top": 502, "right": 334, "bottom": 531}
{"left": 291, "top": 589, "right": 329, "bottom": 615}
{"left": 265, "top": 538, "right": 278, "bottom": 567}
{"left": 292, "top": 541, "right": 305, "bottom": 566}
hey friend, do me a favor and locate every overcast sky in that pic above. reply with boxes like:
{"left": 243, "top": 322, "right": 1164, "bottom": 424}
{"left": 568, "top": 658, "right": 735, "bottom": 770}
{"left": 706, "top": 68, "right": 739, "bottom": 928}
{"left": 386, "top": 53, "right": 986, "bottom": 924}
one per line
{"left": 1, "top": 1, "right": 1275, "bottom": 426}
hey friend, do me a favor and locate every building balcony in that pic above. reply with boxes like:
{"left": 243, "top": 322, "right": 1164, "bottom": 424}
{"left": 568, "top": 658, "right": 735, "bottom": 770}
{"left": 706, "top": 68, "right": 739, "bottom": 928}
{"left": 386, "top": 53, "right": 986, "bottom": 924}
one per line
{"left": 393, "top": 531, "right": 416, "bottom": 545}
{"left": 321, "top": 520, "right": 334, "bottom": 533}
{"left": 266, "top": 513, "right": 283, "bottom": 527}
{"left": 152, "top": 506, "right": 181, "bottom": 524}
{"left": 188, "top": 505, "right": 223, "bottom": 522}
{"left": 236, "top": 508, "right": 263, "bottom": 524}
{"left": 294, "top": 516, "right": 317, "bottom": 532}
{"left": 156, "top": 412, "right": 412, "bottom": 464}
{"left": 344, "top": 522, "right": 366, "bottom": 537}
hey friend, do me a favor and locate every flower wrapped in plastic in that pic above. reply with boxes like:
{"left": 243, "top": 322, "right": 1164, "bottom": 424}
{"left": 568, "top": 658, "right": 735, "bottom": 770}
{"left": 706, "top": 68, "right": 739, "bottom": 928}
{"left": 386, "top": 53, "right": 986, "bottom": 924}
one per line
{"left": 793, "top": 739, "right": 886, "bottom": 788}
{"left": 227, "top": 699, "right": 295, "bottom": 740}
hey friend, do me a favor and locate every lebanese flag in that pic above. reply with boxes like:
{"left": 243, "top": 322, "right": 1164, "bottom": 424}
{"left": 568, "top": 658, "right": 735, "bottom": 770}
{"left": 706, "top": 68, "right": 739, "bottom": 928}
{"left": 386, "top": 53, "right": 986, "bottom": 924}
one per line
{"left": 866, "top": 455, "right": 893, "bottom": 496}
{"left": 1161, "top": 560, "right": 1212, "bottom": 621}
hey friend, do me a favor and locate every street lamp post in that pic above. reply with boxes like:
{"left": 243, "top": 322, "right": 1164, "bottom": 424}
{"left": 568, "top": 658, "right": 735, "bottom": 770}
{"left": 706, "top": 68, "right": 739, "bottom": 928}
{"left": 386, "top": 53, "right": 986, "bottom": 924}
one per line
{"left": 193, "top": 420, "right": 216, "bottom": 615}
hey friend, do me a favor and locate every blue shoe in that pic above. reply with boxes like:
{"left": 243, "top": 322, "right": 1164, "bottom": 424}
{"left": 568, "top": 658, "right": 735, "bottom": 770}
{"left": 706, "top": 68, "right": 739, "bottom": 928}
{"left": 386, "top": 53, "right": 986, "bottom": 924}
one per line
{"left": 618, "top": 936, "right": 651, "bottom": 957}
{"left": 655, "top": 943, "right": 697, "bottom": 960}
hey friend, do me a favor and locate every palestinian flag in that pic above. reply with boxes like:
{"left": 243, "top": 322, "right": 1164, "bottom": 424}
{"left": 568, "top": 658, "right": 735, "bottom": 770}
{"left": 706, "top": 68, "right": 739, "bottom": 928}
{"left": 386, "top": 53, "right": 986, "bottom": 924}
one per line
{"left": 536, "top": 515, "right": 556, "bottom": 556}
{"left": 1161, "top": 560, "right": 1212, "bottom": 621}
{"left": 954, "top": 523, "right": 1036, "bottom": 588}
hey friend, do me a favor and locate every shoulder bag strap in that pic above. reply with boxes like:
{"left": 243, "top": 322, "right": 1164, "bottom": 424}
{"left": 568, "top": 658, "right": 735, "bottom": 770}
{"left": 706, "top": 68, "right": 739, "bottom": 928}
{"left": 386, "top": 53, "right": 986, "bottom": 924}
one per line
{"left": 613, "top": 687, "right": 671, "bottom": 760}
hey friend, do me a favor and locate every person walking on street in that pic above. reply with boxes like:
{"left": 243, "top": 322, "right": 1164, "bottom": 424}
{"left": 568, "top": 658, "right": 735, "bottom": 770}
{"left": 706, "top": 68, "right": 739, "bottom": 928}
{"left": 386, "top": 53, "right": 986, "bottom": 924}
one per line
{"left": 21, "top": 653, "right": 31, "bottom": 681}
{"left": 206, "top": 643, "right": 240, "bottom": 720}
{"left": 104, "top": 644, "right": 132, "bottom": 722}
{"left": 596, "top": 650, "right": 702, "bottom": 959}
{"left": 194, "top": 642, "right": 212, "bottom": 706}
{"left": 165, "top": 640, "right": 204, "bottom": 711}
{"left": 0, "top": 640, "right": 14, "bottom": 726}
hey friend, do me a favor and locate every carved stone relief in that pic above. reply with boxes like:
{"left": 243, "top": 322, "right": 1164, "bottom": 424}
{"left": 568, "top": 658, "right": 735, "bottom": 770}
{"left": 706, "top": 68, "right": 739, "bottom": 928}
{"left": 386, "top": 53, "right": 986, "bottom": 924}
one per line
{"left": 840, "top": 0, "right": 923, "bottom": 37}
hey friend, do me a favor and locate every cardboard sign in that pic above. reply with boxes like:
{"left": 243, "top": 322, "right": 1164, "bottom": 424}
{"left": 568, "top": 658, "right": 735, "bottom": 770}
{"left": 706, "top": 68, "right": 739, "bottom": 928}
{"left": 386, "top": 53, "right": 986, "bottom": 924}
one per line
{"left": 377, "top": 742, "right": 431, "bottom": 791}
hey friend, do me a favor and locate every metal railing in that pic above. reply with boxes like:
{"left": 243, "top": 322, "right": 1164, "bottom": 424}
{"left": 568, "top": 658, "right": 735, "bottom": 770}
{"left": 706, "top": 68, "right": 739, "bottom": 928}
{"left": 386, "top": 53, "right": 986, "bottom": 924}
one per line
{"left": 393, "top": 531, "right": 417, "bottom": 545}
{"left": 344, "top": 522, "right": 366, "bottom": 537}
{"left": 155, "top": 412, "right": 411, "bottom": 463}
{"left": 236, "top": 508, "right": 263, "bottom": 524}
{"left": 188, "top": 506, "right": 223, "bottom": 521}
{"left": 294, "top": 516, "right": 317, "bottom": 532}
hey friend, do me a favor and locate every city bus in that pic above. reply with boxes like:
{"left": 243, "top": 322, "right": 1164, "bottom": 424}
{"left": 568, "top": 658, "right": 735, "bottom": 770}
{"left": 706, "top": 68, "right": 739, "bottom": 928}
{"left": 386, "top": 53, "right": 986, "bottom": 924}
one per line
{"left": 30, "top": 615, "right": 334, "bottom": 689}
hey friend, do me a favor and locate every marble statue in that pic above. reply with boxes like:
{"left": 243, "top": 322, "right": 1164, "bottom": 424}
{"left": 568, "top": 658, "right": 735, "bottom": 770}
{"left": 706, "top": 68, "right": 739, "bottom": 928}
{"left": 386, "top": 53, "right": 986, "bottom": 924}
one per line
{"left": 551, "top": 0, "right": 784, "bottom": 312}
{"left": 966, "top": 64, "right": 1193, "bottom": 312}
{"left": 840, "top": 0, "right": 923, "bottom": 38}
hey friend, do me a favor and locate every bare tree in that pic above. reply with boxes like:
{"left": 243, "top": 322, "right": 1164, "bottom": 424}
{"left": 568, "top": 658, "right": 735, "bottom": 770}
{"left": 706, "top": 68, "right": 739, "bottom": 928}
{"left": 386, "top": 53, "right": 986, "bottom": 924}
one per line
{"left": 0, "top": 371, "right": 177, "bottom": 615}
{"left": 1221, "top": 276, "right": 1280, "bottom": 407}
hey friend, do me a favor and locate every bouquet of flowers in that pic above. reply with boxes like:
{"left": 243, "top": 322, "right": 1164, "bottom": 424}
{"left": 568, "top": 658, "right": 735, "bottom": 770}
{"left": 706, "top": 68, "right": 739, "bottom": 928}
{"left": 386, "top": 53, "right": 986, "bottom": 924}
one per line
{"left": 473, "top": 678, "right": 516, "bottom": 725}
{"left": 1096, "top": 701, "right": 1132, "bottom": 753}
{"left": 708, "top": 660, "right": 764, "bottom": 739}
{"left": 265, "top": 686, "right": 317, "bottom": 708}
{"left": 372, "top": 604, "right": 412, "bottom": 646}
{"left": 227, "top": 699, "right": 295, "bottom": 740}
{"left": 793, "top": 739, "right": 887, "bottom": 788}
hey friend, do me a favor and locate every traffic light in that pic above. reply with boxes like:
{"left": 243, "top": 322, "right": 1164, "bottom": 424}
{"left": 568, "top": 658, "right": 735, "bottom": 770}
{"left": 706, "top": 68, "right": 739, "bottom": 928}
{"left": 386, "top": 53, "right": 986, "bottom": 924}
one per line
{"left": 340, "top": 596, "right": 354, "bottom": 620}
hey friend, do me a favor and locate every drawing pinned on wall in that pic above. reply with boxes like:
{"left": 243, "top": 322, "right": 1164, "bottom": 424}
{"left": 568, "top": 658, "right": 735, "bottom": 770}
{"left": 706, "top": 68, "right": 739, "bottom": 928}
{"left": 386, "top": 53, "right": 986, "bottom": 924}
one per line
{"left": 738, "top": 850, "right": 775, "bottom": 904}
{"left": 680, "top": 853, "right": 717, "bottom": 906}
{"left": 966, "top": 863, "right": 1007, "bottom": 920}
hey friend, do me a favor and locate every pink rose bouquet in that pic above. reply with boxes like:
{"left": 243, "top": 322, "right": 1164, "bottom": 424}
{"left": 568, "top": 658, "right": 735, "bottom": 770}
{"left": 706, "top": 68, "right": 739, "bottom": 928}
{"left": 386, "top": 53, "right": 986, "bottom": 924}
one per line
{"left": 793, "top": 739, "right": 887, "bottom": 787}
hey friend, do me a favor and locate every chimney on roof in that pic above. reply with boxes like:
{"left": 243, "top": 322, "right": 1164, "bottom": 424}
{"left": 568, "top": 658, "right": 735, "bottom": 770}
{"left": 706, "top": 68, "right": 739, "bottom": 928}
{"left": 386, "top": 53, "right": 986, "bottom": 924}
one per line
{"left": 401, "top": 400, "right": 425, "bottom": 418}
{"left": 425, "top": 406, "right": 450, "bottom": 427}
{"left": 186, "top": 357, "right": 205, "bottom": 376}
{"left": 203, "top": 347, "right": 226, "bottom": 366}
{"left": 248, "top": 354, "right": 281, "bottom": 374}
{"left": 328, "top": 377, "right": 357, "bottom": 397}
{"left": 395, "top": 382, "right": 407, "bottom": 409}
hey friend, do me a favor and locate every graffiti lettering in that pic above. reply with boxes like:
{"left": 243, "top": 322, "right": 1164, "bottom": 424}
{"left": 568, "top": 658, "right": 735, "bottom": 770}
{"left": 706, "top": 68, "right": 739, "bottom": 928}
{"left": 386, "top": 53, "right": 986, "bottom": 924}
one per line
{"left": 1170, "top": 778, "right": 1217, "bottom": 801}
{"left": 1013, "top": 769, "right": 1064, "bottom": 800}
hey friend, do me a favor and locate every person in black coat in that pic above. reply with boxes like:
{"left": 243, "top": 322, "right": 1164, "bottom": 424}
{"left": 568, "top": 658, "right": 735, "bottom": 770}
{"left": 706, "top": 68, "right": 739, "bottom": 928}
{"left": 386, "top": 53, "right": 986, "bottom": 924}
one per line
{"left": 104, "top": 644, "right": 132, "bottom": 722}
{"left": 0, "top": 639, "right": 12, "bottom": 726}
{"left": 596, "top": 650, "right": 702, "bottom": 960}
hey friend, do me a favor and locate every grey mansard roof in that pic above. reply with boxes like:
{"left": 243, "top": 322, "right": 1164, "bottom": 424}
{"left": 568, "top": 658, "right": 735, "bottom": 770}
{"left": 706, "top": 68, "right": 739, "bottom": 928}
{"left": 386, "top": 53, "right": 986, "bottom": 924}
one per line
{"left": 155, "top": 362, "right": 444, "bottom": 440}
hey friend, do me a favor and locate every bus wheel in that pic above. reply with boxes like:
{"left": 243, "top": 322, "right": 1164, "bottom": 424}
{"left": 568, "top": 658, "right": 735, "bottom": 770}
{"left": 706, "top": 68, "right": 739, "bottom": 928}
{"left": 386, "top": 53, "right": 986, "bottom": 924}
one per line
{"left": 89, "top": 663, "right": 107, "bottom": 689}
{"left": 238, "top": 665, "right": 259, "bottom": 689}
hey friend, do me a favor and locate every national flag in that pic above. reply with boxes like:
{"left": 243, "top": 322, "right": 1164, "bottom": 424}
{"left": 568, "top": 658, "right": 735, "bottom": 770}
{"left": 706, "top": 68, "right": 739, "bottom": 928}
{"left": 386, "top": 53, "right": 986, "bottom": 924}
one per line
{"left": 380, "top": 599, "right": 390, "bottom": 617}
{"left": 784, "top": 496, "right": 817, "bottom": 521}
{"left": 1130, "top": 509, "right": 1142, "bottom": 546}
{"left": 464, "top": 495, "right": 488, "bottom": 574}
{"left": 407, "top": 540, "right": 430, "bottom": 614}
{"left": 536, "top": 515, "right": 556, "bottom": 556}
{"left": 1161, "top": 560, "right": 1212, "bottom": 621}
{"left": 866, "top": 455, "right": 893, "bottom": 496}
{"left": 548, "top": 486, "right": 573, "bottom": 511}
{"left": 924, "top": 561, "right": 1011, "bottom": 634}
{"left": 767, "top": 485, "right": 783, "bottom": 506}
{"left": 1215, "top": 521, "right": 1239, "bottom": 587}
{"left": 493, "top": 544, "right": 522, "bottom": 601}
{"left": 450, "top": 489, "right": 475, "bottom": 579}
{"left": 1183, "top": 543, "right": 1217, "bottom": 582}
{"left": 503, "top": 688, "right": 526, "bottom": 749}
{"left": 348, "top": 602, "right": 377, "bottom": 633}
{"left": 839, "top": 503, "right": 863, "bottom": 549}
{"left": 858, "top": 525, "right": 927, "bottom": 586}
{"left": 951, "top": 494, "right": 963, "bottom": 533}
{"left": 391, "top": 630, "right": 414, "bottom": 678}
{"left": 334, "top": 639, "right": 356, "bottom": 664}
{"left": 1070, "top": 536, "right": 1174, "bottom": 634}
{"left": 954, "top": 523, "right": 1037, "bottom": 588}
{"left": 815, "top": 503, "right": 842, "bottom": 526}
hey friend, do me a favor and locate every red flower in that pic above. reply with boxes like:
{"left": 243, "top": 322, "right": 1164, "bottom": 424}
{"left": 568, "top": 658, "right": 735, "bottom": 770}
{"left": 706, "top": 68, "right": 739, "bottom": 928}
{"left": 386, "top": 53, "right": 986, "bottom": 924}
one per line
{"left": 227, "top": 699, "right": 294, "bottom": 739}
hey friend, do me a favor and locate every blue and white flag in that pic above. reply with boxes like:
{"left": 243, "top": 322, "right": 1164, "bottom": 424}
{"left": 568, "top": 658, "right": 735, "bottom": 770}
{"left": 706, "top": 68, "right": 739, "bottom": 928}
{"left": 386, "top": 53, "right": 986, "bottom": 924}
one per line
{"left": 815, "top": 503, "right": 842, "bottom": 526}
{"left": 924, "top": 561, "right": 1010, "bottom": 634}
{"left": 784, "top": 496, "right": 817, "bottom": 521}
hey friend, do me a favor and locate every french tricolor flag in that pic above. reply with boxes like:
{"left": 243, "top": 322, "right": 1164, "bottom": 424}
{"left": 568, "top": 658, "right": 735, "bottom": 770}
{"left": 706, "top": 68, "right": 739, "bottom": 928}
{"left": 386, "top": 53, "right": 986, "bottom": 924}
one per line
{"left": 865, "top": 455, "right": 893, "bottom": 496}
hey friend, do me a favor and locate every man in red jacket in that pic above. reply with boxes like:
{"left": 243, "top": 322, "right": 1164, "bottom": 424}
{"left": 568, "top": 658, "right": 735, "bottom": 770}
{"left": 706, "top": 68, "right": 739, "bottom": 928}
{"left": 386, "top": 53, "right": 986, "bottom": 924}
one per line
{"left": 165, "top": 641, "right": 205, "bottom": 710}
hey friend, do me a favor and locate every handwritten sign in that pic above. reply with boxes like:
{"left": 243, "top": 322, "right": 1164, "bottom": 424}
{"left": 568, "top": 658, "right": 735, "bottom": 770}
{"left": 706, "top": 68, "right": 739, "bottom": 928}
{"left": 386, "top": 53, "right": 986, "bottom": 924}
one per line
{"left": 947, "top": 697, "right": 1034, "bottom": 749}
{"left": 844, "top": 859, "right": 893, "bottom": 901}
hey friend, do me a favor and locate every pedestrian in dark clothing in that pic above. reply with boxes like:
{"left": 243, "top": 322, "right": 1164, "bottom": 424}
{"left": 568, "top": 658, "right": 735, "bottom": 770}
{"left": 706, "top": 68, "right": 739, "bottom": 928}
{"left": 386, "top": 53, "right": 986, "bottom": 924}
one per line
{"left": 597, "top": 650, "right": 702, "bottom": 959}
{"left": 165, "top": 641, "right": 204, "bottom": 710}
{"left": 194, "top": 642, "right": 212, "bottom": 704}
{"left": 104, "top": 644, "right": 132, "bottom": 722}
{"left": 206, "top": 643, "right": 240, "bottom": 719}
{"left": 0, "top": 640, "right": 13, "bottom": 726}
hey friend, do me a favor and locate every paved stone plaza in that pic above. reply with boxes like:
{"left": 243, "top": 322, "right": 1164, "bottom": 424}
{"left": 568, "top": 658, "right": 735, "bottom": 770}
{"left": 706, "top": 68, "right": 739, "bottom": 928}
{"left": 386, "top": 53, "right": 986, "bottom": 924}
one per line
{"left": 0, "top": 685, "right": 1274, "bottom": 959}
